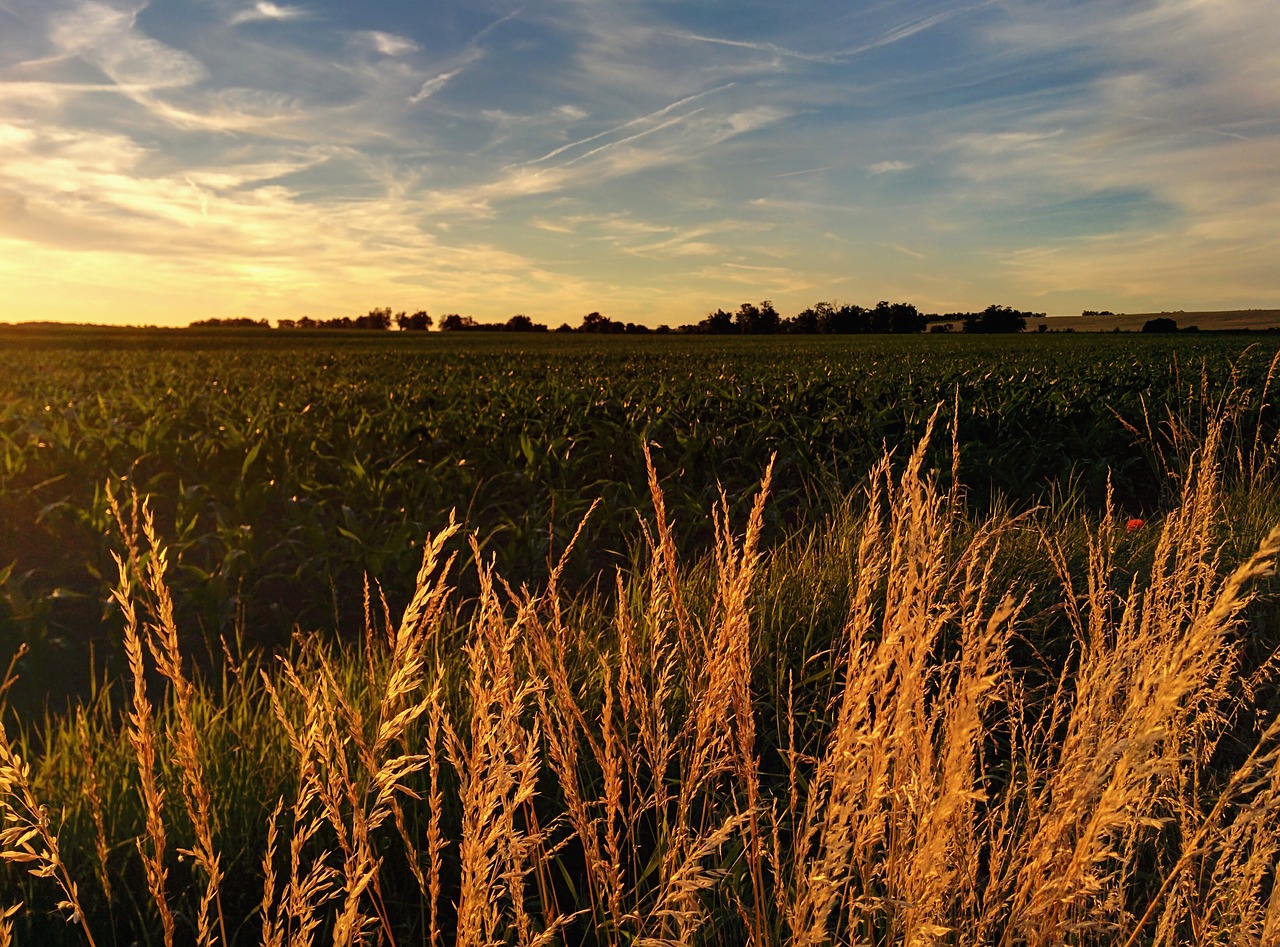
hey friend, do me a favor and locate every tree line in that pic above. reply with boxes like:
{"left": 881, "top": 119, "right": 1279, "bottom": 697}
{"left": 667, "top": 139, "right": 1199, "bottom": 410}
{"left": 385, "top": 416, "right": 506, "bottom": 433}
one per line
{"left": 274, "top": 308, "right": 433, "bottom": 331}
{"left": 190, "top": 301, "right": 1047, "bottom": 334}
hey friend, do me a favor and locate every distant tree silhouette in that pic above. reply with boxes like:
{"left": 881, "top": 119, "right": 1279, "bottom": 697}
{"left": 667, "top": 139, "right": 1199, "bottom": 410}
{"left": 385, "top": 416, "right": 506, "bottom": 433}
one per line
{"left": 869, "top": 301, "right": 926, "bottom": 333}
{"left": 397, "top": 310, "right": 432, "bottom": 330}
{"left": 696, "top": 309, "right": 735, "bottom": 334}
{"left": 284, "top": 297, "right": 1046, "bottom": 337}
{"left": 1142, "top": 317, "right": 1179, "bottom": 333}
{"left": 505, "top": 314, "right": 547, "bottom": 332}
{"left": 579, "top": 311, "right": 625, "bottom": 333}
{"left": 354, "top": 307, "right": 393, "bottom": 330}
{"left": 781, "top": 301, "right": 925, "bottom": 334}
{"left": 820, "top": 304, "right": 858, "bottom": 333}
{"left": 188, "top": 317, "right": 270, "bottom": 328}
{"left": 440, "top": 314, "right": 477, "bottom": 331}
{"left": 964, "top": 305, "right": 1029, "bottom": 333}
{"left": 787, "top": 304, "right": 823, "bottom": 333}
{"left": 734, "top": 300, "right": 781, "bottom": 334}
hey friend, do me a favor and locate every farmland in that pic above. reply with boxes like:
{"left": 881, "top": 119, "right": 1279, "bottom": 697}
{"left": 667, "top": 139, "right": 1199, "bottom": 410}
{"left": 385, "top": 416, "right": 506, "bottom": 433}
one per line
{"left": 5, "top": 327, "right": 1279, "bottom": 669}
{"left": 3, "top": 326, "right": 1280, "bottom": 944}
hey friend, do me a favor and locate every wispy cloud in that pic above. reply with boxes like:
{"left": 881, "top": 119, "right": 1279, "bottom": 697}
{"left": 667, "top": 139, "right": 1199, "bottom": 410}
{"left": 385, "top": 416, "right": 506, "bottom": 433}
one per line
{"left": 230, "top": 2, "right": 309, "bottom": 27}
{"left": 666, "top": 3, "right": 995, "bottom": 67}
{"left": 557, "top": 110, "right": 704, "bottom": 168}
{"left": 662, "top": 30, "right": 842, "bottom": 65}
{"left": 880, "top": 243, "right": 924, "bottom": 259}
{"left": 525, "top": 83, "right": 737, "bottom": 165}
{"left": 690, "top": 261, "right": 814, "bottom": 293}
{"left": 50, "top": 1, "right": 205, "bottom": 89}
{"left": 359, "top": 31, "right": 420, "bottom": 57}
{"left": 774, "top": 166, "right": 831, "bottom": 178}
{"left": 411, "top": 63, "right": 471, "bottom": 103}
{"left": 431, "top": 99, "right": 791, "bottom": 217}
{"left": 842, "top": 6, "right": 986, "bottom": 55}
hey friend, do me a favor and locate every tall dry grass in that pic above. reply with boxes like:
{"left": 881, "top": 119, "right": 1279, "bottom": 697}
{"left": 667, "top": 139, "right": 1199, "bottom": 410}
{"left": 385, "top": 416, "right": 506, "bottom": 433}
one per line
{"left": 1, "top": 405, "right": 1280, "bottom": 944}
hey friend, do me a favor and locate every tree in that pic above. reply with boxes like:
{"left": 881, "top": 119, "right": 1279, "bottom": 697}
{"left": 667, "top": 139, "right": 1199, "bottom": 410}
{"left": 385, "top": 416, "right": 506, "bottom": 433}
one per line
{"left": 1142, "top": 317, "right": 1179, "bottom": 334}
{"left": 734, "top": 300, "right": 781, "bottom": 334}
{"left": 354, "top": 307, "right": 393, "bottom": 330}
{"left": 187, "top": 317, "right": 269, "bottom": 328}
{"left": 869, "top": 301, "right": 926, "bottom": 333}
{"left": 787, "top": 302, "right": 827, "bottom": 334}
{"left": 697, "top": 309, "right": 734, "bottom": 334}
{"left": 964, "top": 305, "right": 1028, "bottom": 334}
{"left": 579, "top": 311, "right": 623, "bottom": 333}
{"left": 440, "top": 314, "right": 477, "bottom": 331}
{"left": 505, "top": 314, "right": 547, "bottom": 332}
{"left": 828, "top": 304, "right": 868, "bottom": 334}
{"left": 397, "top": 310, "right": 432, "bottom": 331}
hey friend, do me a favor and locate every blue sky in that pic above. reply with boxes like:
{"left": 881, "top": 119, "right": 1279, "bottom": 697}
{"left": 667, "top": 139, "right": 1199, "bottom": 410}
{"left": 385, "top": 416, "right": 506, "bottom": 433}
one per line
{"left": 1, "top": 0, "right": 1277, "bottom": 325}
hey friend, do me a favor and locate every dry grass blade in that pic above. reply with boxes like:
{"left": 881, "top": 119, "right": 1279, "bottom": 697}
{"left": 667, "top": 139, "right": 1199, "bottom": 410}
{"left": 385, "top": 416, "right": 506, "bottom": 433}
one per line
{"left": 449, "top": 545, "right": 551, "bottom": 947}
{"left": 0, "top": 722, "right": 97, "bottom": 947}
{"left": 135, "top": 504, "right": 227, "bottom": 947}
{"left": 106, "top": 490, "right": 177, "bottom": 947}
{"left": 257, "top": 517, "right": 461, "bottom": 946}
{"left": 74, "top": 710, "right": 112, "bottom": 904}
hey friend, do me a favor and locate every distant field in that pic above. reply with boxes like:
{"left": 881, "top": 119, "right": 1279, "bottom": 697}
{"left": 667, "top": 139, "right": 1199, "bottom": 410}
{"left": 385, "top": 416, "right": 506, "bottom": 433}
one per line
{"left": 1044, "top": 308, "right": 1280, "bottom": 332}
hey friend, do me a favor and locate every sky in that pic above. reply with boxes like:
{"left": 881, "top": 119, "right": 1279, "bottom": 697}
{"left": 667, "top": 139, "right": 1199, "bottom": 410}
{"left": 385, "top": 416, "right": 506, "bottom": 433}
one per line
{"left": 1, "top": 0, "right": 1278, "bottom": 327}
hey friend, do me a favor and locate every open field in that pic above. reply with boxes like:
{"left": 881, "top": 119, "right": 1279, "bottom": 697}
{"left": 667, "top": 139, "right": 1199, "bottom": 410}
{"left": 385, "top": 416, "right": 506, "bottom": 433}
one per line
{"left": 5, "top": 329, "right": 1280, "bottom": 666}
{"left": 3, "top": 330, "right": 1280, "bottom": 943}
{"left": 1044, "top": 309, "right": 1280, "bottom": 333}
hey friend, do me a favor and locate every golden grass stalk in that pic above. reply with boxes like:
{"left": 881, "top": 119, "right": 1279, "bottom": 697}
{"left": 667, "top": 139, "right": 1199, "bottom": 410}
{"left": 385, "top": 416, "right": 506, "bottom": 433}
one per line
{"left": 0, "top": 705, "right": 96, "bottom": 947}
{"left": 258, "top": 516, "right": 459, "bottom": 946}
{"left": 706, "top": 457, "right": 774, "bottom": 943}
{"left": 107, "top": 485, "right": 228, "bottom": 946}
{"left": 0, "top": 654, "right": 94, "bottom": 945}
{"left": 0, "top": 903, "right": 17, "bottom": 947}
{"left": 138, "top": 505, "right": 227, "bottom": 947}
{"left": 423, "top": 688, "right": 447, "bottom": 947}
{"left": 258, "top": 800, "right": 283, "bottom": 947}
{"left": 259, "top": 656, "right": 342, "bottom": 946}
{"left": 786, "top": 409, "right": 1016, "bottom": 946}
{"left": 447, "top": 544, "right": 560, "bottom": 947}
{"left": 106, "top": 493, "right": 177, "bottom": 947}
{"left": 986, "top": 412, "right": 1277, "bottom": 945}
{"left": 73, "top": 710, "right": 111, "bottom": 905}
